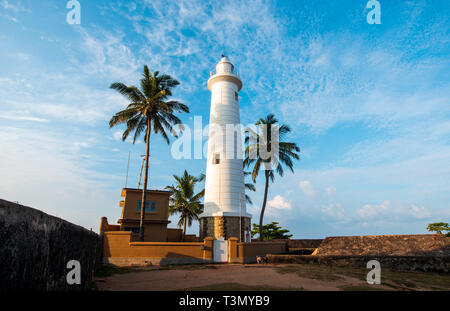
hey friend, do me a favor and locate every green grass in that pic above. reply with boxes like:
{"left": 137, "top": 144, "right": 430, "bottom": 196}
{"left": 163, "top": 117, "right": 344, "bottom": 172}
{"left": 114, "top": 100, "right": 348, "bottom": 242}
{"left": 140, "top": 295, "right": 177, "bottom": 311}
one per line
{"left": 339, "top": 285, "right": 392, "bottom": 291}
{"left": 380, "top": 270, "right": 450, "bottom": 290}
{"left": 275, "top": 264, "right": 344, "bottom": 281}
{"left": 185, "top": 282, "right": 306, "bottom": 291}
{"left": 275, "top": 264, "right": 450, "bottom": 290}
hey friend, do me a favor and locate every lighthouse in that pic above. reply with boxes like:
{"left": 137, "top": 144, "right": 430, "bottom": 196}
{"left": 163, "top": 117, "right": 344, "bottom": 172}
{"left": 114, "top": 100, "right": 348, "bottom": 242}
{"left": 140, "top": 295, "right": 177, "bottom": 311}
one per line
{"left": 199, "top": 56, "right": 252, "bottom": 242}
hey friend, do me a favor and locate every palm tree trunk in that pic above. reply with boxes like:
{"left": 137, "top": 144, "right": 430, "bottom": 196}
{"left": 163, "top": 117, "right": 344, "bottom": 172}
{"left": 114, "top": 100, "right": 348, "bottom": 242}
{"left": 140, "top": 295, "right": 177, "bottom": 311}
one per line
{"left": 259, "top": 170, "right": 270, "bottom": 241}
{"left": 182, "top": 214, "right": 187, "bottom": 242}
{"left": 139, "top": 119, "right": 151, "bottom": 242}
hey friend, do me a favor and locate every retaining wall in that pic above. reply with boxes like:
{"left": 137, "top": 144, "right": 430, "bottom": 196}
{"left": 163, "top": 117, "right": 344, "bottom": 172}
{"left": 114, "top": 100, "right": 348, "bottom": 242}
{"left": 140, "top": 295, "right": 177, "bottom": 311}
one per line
{"left": 252, "top": 239, "right": 323, "bottom": 249}
{"left": 266, "top": 254, "right": 450, "bottom": 273}
{"left": 229, "top": 239, "right": 287, "bottom": 263}
{"left": 316, "top": 234, "right": 450, "bottom": 256}
{"left": 102, "top": 231, "right": 213, "bottom": 266}
{"left": 0, "top": 199, "right": 102, "bottom": 290}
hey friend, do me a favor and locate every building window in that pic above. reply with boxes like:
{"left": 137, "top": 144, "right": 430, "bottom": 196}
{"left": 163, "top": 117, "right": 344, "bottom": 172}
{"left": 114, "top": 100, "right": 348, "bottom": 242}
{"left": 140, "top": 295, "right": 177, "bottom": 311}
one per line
{"left": 235, "top": 92, "right": 238, "bottom": 101}
{"left": 213, "top": 153, "right": 220, "bottom": 165}
{"left": 137, "top": 200, "right": 157, "bottom": 212}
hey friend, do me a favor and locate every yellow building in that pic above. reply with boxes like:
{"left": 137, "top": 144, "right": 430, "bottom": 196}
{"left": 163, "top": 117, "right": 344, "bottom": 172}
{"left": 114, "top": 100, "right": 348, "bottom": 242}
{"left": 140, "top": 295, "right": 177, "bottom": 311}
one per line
{"left": 99, "top": 188, "right": 286, "bottom": 265}
{"left": 118, "top": 188, "right": 172, "bottom": 241}
{"left": 100, "top": 188, "right": 198, "bottom": 242}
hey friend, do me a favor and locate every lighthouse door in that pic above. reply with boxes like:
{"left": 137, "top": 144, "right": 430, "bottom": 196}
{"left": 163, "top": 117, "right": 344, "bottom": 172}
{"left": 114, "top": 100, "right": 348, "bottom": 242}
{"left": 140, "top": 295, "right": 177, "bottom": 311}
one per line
{"left": 213, "top": 238, "right": 229, "bottom": 263}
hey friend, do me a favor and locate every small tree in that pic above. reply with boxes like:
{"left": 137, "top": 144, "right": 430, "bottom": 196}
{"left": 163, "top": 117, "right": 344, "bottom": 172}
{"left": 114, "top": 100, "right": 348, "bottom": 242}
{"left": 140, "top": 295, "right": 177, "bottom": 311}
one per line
{"left": 251, "top": 222, "right": 293, "bottom": 240}
{"left": 426, "top": 222, "right": 450, "bottom": 235}
{"left": 166, "top": 170, "right": 204, "bottom": 241}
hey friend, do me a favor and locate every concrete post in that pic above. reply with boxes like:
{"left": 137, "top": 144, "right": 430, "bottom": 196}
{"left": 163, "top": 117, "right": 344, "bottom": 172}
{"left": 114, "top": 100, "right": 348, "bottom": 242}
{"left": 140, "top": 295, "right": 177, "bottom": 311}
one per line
{"left": 228, "top": 237, "right": 238, "bottom": 263}
{"left": 203, "top": 237, "right": 214, "bottom": 262}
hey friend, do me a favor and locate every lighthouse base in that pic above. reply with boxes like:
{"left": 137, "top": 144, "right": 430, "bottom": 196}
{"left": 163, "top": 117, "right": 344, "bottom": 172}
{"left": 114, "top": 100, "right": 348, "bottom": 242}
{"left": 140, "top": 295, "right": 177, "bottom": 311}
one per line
{"left": 199, "top": 216, "right": 251, "bottom": 241}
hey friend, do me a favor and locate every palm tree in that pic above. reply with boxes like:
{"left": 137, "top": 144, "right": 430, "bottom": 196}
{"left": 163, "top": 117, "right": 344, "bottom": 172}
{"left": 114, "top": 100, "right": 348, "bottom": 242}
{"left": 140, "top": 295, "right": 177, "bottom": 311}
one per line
{"left": 166, "top": 170, "right": 204, "bottom": 241}
{"left": 244, "top": 114, "right": 300, "bottom": 241}
{"left": 244, "top": 171, "right": 256, "bottom": 205}
{"left": 109, "top": 65, "right": 189, "bottom": 241}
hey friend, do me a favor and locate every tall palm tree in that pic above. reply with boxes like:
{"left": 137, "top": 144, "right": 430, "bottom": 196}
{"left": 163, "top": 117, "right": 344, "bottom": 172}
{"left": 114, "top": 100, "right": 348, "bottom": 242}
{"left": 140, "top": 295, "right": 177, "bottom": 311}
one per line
{"left": 166, "top": 170, "right": 204, "bottom": 241}
{"left": 109, "top": 65, "right": 189, "bottom": 241}
{"left": 244, "top": 114, "right": 300, "bottom": 241}
{"left": 244, "top": 171, "right": 256, "bottom": 205}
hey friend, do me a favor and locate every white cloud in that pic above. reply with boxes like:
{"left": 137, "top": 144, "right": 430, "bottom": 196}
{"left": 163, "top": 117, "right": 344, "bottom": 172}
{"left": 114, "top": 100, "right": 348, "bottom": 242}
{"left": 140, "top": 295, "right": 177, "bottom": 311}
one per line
{"left": 113, "top": 131, "right": 123, "bottom": 141}
{"left": 357, "top": 200, "right": 390, "bottom": 219}
{"left": 299, "top": 180, "right": 317, "bottom": 198}
{"left": 0, "top": 1, "right": 31, "bottom": 13}
{"left": 356, "top": 201, "right": 432, "bottom": 221}
{"left": 321, "top": 202, "right": 345, "bottom": 220}
{"left": 404, "top": 204, "right": 431, "bottom": 220}
{"left": 0, "top": 72, "right": 128, "bottom": 124}
{"left": 0, "top": 125, "right": 121, "bottom": 231}
{"left": 0, "top": 113, "right": 49, "bottom": 123}
{"left": 112, "top": 130, "right": 136, "bottom": 143}
{"left": 75, "top": 28, "right": 141, "bottom": 81}
{"left": 261, "top": 194, "right": 293, "bottom": 219}
{"left": 326, "top": 186, "right": 336, "bottom": 196}
{"left": 267, "top": 195, "right": 292, "bottom": 211}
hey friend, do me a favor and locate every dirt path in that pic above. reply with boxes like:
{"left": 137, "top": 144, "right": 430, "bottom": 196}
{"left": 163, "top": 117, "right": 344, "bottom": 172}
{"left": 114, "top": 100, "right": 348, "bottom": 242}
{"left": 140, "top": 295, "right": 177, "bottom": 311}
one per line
{"left": 95, "top": 264, "right": 394, "bottom": 291}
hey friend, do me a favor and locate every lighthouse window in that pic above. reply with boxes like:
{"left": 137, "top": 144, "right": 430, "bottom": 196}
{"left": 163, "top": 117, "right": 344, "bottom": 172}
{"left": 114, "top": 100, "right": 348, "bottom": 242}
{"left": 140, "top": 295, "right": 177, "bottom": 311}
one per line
{"left": 235, "top": 92, "right": 238, "bottom": 101}
{"left": 213, "top": 153, "right": 220, "bottom": 165}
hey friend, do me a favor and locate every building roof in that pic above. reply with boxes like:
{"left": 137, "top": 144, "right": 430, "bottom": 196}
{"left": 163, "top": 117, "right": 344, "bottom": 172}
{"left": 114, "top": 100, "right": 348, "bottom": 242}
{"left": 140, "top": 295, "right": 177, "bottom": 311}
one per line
{"left": 121, "top": 188, "right": 173, "bottom": 197}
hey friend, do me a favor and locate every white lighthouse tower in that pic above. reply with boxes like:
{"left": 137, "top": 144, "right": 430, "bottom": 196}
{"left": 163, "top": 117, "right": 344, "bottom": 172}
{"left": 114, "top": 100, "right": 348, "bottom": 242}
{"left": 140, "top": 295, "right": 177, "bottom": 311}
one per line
{"left": 199, "top": 56, "right": 251, "bottom": 241}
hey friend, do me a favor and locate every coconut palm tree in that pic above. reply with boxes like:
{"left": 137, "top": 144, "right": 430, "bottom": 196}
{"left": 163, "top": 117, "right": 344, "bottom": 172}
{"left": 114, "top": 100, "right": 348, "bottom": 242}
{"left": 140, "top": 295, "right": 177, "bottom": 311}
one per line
{"left": 166, "top": 170, "right": 204, "bottom": 241}
{"left": 109, "top": 65, "right": 189, "bottom": 241}
{"left": 244, "top": 114, "right": 300, "bottom": 241}
{"left": 244, "top": 171, "right": 256, "bottom": 204}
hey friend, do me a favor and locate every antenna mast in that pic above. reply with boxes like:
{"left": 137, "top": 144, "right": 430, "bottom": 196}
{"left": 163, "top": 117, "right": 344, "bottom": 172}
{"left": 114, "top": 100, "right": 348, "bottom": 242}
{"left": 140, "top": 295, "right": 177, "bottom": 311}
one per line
{"left": 125, "top": 151, "right": 131, "bottom": 188}
{"left": 137, "top": 155, "right": 145, "bottom": 189}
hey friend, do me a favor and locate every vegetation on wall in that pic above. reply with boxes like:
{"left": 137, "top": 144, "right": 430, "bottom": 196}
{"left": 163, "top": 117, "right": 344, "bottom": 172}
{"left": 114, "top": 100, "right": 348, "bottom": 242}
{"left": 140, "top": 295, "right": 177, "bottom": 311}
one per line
{"left": 426, "top": 222, "right": 450, "bottom": 236}
{"left": 251, "top": 222, "right": 293, "bottom": 240}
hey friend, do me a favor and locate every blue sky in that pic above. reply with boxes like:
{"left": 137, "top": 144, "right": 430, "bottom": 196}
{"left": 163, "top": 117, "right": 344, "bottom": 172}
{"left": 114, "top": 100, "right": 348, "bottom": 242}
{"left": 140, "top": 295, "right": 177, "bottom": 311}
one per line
{"left": 0, "top": 0, "right": 449, "bottom": 238}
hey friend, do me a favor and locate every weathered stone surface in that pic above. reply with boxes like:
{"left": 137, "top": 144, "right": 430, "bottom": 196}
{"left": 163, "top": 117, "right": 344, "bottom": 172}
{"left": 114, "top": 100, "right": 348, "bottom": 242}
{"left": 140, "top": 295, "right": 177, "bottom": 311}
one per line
{"left": 315, "top": 234, "right": 450, "bottom": 256}
{"left": 0, "top": 199, "right": 102, "bottom": 290}
{"left": 252, "top": 239, "right": 323, "bottom": 249}
{"left": 266, "top": 254, "right": 450, "bottom": 273}
{"left": 199, "top": 216, "right": 250, "bottom": 240}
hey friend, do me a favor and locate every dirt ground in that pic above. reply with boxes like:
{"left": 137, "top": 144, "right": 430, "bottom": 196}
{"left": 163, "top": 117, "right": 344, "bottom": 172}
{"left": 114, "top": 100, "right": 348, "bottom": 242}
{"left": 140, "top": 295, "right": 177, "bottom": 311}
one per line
{"left": 93, "top": 263, "right": 450, "bottom": 291}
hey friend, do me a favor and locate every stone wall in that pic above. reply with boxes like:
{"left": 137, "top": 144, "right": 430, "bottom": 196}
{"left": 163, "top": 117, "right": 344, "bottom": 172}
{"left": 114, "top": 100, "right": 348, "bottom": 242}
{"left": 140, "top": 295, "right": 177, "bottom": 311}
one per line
{"left": 316, "top": 234, "right": 450, "bottom": 256}
{"left": 252, "top": 239, "right": 323, "bottom": 249}
{"left": 266, "top": 254, "right": 450, "bottom": 273}
{"left": 231, "top": 240, "right": 287, "bottom": 263}
{"left": 0, "top": 199, "right": 102, "bottom": 291}
{"left": 199, "top": 216, "right": 250, "bottom": 240}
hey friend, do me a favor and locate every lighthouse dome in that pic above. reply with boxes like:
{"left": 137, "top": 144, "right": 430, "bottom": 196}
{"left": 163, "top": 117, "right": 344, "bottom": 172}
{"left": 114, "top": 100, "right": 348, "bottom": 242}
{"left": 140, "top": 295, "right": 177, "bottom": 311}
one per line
{"left": 216, "top": 56, "right": 234, "bottom": 74}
